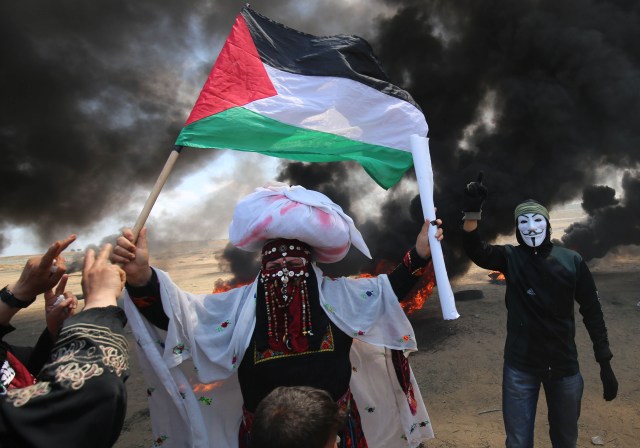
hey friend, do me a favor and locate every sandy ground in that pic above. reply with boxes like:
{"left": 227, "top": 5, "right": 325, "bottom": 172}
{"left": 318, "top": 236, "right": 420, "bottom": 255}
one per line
{"left": 1, "top": 232, "right": 638, "bottom": 447}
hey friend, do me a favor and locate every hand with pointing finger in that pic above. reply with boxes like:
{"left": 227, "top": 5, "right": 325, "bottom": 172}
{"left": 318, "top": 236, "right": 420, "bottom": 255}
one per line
{"left": 8, "top": 234, "right": 77, "bottom": 303}
{"left": 82, "top": 243, "right": 126, "bottom": 311}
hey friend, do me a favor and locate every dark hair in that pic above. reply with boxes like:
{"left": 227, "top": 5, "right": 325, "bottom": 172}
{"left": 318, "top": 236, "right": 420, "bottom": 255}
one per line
{"left": 249, "top": 386, "right": 346, "bottom": 448}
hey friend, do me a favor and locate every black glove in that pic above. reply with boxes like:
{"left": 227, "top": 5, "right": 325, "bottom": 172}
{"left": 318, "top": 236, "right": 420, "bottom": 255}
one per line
{"left": 463, "top": 172, "right": 488, "bottom": 219}
{"left": 599, "top": 360, "right": 618, "bottom": 401}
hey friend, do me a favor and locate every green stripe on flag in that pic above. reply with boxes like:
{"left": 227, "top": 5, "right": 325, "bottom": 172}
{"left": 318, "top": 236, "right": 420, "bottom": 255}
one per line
{"left": 176, "top": 107, "right": 414, "bottom": 189}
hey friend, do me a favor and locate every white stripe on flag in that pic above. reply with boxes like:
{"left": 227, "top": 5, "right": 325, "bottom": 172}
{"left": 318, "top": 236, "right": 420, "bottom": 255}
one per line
{"left": 244, "top": 65, "right": 428, "bottom": 152}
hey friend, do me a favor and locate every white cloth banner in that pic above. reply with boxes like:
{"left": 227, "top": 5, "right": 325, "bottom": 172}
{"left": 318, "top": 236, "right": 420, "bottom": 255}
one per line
{"left": 410, "top": 134, "right": 460, "bottom": 320}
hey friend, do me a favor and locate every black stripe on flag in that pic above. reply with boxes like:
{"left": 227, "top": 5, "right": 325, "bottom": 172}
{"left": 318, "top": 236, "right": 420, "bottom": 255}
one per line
{"left": 241, "top": 6, "right": 422, "bottom": 112}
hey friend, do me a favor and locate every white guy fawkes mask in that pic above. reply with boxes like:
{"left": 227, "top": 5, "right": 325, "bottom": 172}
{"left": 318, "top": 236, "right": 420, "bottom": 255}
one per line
{"left": 517, "top": 213, "right": 547, "bottom": 248}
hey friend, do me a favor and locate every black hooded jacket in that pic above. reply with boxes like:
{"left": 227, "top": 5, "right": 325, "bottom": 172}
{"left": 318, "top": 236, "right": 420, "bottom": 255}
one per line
{"left": 463, "top": 224, "right": 612, "bottom": 377}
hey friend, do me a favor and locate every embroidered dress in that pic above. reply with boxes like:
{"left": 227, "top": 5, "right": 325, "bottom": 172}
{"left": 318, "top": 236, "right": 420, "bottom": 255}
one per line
{"left": 0, "top": 307, "right": 129, "bottom": 447}
{"left": 124, "top": 265, "right": 434, "bottom": 447}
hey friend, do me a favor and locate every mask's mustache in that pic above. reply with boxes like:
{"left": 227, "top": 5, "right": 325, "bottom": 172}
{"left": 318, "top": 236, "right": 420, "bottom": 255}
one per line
{"left": 521, "top": 229, "right": 544, "bottom": 236}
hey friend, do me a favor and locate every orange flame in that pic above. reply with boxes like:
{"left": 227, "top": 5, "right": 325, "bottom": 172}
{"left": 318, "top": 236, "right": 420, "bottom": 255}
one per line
{"left": 401, "top": 267, "right": 436, "bottom": 315}
{"left": 192, "top": 382, "right": 223, "bottom": 393}
{"left": 212, "top": 278, "right": 252, "bottom": 293}
{"left": 488, "top": 270, "right": 506, "bottom": 284}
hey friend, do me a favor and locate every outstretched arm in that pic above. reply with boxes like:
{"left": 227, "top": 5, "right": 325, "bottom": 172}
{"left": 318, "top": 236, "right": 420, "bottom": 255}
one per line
{"left": 388, "top": 219, "right": 442, "bottom": 300}
{"left": 22, "top": 273, "right": 79, "bottom": 376}
{"left": 461, "top": 172, "right": 507, "bottom": 271}
{"left": 110, "top": 226, "right": 168, "bottom": 329}
{"left": 110, "top": 226, "right": 152, "bottom": 286}
{"left": 1, "top": 234, "right": 76, "bottom": 326}
{"left": 124, "top": 268, "right": 169, "bottom": 330}
{"left": 0, "top": 244, "right": 129, "bottom": 448}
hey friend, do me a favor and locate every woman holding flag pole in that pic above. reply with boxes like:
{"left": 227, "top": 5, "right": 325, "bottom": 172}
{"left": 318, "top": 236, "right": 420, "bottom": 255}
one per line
{"left": 113, "top": 183, "right": 443, "bottom": 447}
{"left": 112, "top": 6, "right": 458, "bottom": 447}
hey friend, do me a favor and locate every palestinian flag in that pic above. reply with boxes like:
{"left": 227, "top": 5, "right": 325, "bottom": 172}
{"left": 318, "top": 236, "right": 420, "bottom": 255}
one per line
{"left": 176, "top": 6, "right": 428, "bottom": 189}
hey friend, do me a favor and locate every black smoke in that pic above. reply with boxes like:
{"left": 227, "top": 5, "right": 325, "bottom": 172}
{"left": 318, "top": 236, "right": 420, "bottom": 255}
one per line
{"left": 3, "top": 0, "right": 639, "bottom": 280}
{"left": 271, "top": 0, "right": 640, "bottom": 279}
{"left": 580, "top": 185, "right": 619, "bottom": 215}
{"left": 0, "top": 1, "right": 231, "bottom": 249}
{"left": 0, "top": 1, "right": 386, "bottom": 254}
{"left": 562, "top": 172, "right": 640, "bottom": 259}
{"left": 369, "top": 0, "right": 640, "bottom": 274}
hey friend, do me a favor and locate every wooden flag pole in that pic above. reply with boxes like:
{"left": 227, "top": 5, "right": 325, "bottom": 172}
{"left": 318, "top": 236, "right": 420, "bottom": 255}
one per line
{"left": 410, "top": 135, "right": 460, "bottom": 320}
{"left": 131, "top": 146, "right": 183, "bottom": 241}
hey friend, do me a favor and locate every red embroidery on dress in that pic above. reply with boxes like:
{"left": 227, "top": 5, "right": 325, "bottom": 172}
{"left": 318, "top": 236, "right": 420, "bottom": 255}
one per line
{"left": 130, "top": 295, "right": 158, "bottom": 308}
{"left": 254, "top": 326, "right": 335, "bottom": 364}
{"left": 392, "top": 349, "right": 417, "bottom": 415}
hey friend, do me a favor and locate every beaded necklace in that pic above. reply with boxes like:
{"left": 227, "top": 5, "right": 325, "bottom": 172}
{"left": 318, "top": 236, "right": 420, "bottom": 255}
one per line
{"left": 260, "top": 239, "right": 313, "bottom": 352}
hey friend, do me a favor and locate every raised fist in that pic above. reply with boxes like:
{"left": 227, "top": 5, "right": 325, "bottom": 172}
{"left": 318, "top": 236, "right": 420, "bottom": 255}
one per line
{"left": 463, "top": 172, "right": 488, "bottom": 216}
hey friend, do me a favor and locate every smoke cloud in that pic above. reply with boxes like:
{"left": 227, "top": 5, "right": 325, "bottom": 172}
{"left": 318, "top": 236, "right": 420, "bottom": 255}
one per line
{"left": 2, "top": 0, "right": 638, "bottom": 280}
{"left": 368, "top": 0, "right": 640, "bottom": 274}
{"left": 0, "top": 0, "right": 390, "bottom": 253}
{"left": 562, "top": 172, "right": 640, "bottom": 259}
{"left": 271, "top": 0, "right": 640, "bottom": 279}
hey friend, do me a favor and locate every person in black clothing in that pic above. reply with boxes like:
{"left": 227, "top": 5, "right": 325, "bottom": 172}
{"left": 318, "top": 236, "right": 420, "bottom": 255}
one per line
{"left": 0, "top": 239, "right": 130, "bottom": 448}
{"left": 461, "top": 173, "right": 618, "bottom": 448}
{"left": 1, "top": 234, "right": 78, "bottom": 393}
{"left": 111, "top": 183, "right": 442, "bottom": 448}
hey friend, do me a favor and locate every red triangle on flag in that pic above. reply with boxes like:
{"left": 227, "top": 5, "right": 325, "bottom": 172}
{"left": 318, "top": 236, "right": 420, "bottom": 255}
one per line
{"left": 184, "top": 14, "right": 277, "bottom": 126}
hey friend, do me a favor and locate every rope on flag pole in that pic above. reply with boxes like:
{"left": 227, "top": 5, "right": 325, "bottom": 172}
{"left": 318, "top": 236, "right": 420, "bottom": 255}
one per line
{"left": 410, "top": 135, "right": 460, "bottom": 320}
{"left": 131, "top": 146, "right": 183, "bottom": 241}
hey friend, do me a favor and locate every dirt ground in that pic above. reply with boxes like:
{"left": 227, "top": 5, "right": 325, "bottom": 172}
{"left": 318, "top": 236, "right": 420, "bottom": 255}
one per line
{"left": 1, "top": 238, "right": 638, "bottom": 448}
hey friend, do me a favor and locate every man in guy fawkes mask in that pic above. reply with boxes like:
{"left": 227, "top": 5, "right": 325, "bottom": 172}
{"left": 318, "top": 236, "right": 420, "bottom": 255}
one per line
{"left": 460, "top": 173, "right": 618, "bottom": 448}
{"left": 514, "top": 200, "right": 550, "bottom": 249}
{"left": 112, "top": 183, "right": 442, "bottom": 448}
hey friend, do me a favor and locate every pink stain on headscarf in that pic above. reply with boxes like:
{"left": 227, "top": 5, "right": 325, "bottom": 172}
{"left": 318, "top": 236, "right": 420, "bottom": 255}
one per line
{"left": 314, "top": 240, "right": 351, "bottom": 263}
{"left": 280, "top": 201, "right": 300, "bottom": 215}
{"left": 315, "top": 209, "right": 333, "bottom": 227}
{"left": 236, "top": 215, "right": 273, "bottom": 248}
{"left": 264, "top": 194, "right": 286, "bottom": 204}
{"left": 317, "top": 241, "right": 350, "bottom": 256}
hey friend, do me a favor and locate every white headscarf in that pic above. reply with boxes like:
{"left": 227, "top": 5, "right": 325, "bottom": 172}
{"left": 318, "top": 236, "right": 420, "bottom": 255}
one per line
{"left": 229, "top": 183, "right": 371, "bottom": 263}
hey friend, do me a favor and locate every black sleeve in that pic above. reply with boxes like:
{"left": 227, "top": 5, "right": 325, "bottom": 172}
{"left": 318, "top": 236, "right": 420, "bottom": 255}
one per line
{"left": 0, "top": 306, "right": 129, "bottom": 448}
{"left": 1, "top": 345, "right": 33, "bottom": 370}
{"left": 0, "top": 324, "right": 52, "bottom": 378}
{"left": 126, "top": 268, "right": 170, "bottom": 330}
{"left": 575, "top": 260, "right": 613, "bottom": 363}
{"left": 462, "top": 227, "right": 508, "bottom": 272}
{"left": 388, "top": 247, "right": 432, "bottom": 301}
{"left": 23, "top": 328, "right": 55, "bottom": 376}
{"left": 0, "top": 324, "right": 31, "bottom": 368}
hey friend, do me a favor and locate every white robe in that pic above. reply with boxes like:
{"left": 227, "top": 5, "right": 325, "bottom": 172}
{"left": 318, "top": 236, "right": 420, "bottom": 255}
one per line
{"left": 123, "top": 265, "right": 434, "bottom": 447}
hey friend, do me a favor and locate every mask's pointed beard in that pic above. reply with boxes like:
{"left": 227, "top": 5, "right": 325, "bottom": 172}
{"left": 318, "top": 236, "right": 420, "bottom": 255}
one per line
{"left": 260, "top": 264, "right": 313, "bottom": 352}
